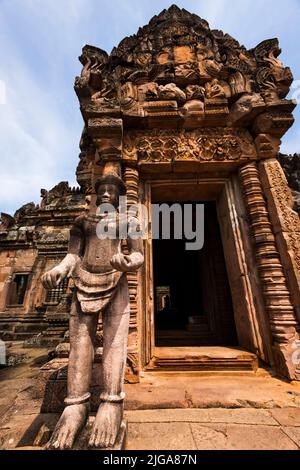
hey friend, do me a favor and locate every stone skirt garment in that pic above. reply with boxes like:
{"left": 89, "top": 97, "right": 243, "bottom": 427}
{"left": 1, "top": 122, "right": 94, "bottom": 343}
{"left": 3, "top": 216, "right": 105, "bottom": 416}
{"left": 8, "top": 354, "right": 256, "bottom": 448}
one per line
{"left": 72, "top": 261, "right": 124, "bottom": 313}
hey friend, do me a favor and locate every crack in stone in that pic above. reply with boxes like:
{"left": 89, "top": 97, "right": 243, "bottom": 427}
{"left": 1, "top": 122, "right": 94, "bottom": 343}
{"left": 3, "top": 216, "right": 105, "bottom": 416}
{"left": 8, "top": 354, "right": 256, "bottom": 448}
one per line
{"left": 280, "top": 427, "right": 300, "bottom": 450}
{"left": 236, "top": 399, "right": 279, "bottom": 409}
{"left": 191, "top": 424, "right": 228, "bottom": 440}
{"left": 185, "top": 390, "right": 193, "bottom": 408}
{"left": 189, "top": 423, "right": 198, "bottom": 449}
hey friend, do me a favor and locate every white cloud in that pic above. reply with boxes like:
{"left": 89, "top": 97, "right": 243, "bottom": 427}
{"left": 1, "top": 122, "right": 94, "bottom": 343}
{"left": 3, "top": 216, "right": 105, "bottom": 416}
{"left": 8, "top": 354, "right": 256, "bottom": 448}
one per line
{"left": 0, "top": 0, "right": 82, "bottom": 214}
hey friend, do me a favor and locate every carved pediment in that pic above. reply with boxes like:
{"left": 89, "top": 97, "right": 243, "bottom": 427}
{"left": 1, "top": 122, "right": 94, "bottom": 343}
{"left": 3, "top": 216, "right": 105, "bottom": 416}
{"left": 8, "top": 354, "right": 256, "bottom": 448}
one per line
{"left": 75, "top": 6, "right": 295, "bottom": 115}
{"left": 74, "top": 5, "right": 296, "bottom": 175}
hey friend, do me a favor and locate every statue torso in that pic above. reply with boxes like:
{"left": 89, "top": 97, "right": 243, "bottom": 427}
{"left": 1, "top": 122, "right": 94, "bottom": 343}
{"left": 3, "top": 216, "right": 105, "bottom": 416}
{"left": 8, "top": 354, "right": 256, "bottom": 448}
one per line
{"left": 80, "top": 213, "right": 127, "bottom": 273}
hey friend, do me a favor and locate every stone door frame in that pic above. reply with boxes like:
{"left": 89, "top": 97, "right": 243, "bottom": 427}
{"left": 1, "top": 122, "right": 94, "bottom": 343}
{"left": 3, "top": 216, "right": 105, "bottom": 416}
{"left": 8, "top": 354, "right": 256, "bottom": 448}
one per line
{"left": 139, "top": 174, "right": 273, "bottom": 370}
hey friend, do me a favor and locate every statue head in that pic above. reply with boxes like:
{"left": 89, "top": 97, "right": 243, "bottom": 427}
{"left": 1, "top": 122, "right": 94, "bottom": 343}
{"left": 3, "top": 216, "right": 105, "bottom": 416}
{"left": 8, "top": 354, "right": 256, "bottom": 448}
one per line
{"left": 95, "top": 173, "right": 126, "bottom": 209}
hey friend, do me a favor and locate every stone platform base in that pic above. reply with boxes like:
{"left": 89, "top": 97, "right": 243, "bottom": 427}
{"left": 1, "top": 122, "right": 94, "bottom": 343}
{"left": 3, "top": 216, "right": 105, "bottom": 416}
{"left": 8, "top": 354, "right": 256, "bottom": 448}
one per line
{"left": 147, "top": 346, "right": 258, "bottom": 371}
{"left": 38, "top": 347, "right": 258, "bottom": 413}
{"left": 16, "top": 414, "right": 127, "bottom": 450}
{"left": 38, "top": 359, "right": 105, "bottom": 413}
{"left": 73, "top": 419, "right": 127, "bottom": 450}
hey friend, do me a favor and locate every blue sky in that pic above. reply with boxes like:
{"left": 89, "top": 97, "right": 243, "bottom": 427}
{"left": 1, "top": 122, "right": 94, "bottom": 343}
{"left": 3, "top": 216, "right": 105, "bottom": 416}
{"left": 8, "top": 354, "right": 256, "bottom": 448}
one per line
{"left": 0, "top": 0, "right": 299, "bottom": 215}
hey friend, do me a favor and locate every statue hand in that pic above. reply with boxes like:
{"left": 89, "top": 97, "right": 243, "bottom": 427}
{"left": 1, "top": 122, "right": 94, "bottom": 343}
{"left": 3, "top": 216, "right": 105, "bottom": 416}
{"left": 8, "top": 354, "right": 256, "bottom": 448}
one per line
{"left": 42, "top": 267, "right": 65, "bottom": 289}
{"left": 110, "top": 253, "right": 133, "bottom": 272}
{"left": 110, "top": 252, "right": 144, "bottom": 272}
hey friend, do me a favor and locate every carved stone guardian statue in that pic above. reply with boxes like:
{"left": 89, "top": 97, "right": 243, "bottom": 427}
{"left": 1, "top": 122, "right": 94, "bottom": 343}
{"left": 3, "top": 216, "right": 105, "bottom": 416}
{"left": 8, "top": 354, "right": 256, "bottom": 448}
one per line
{"left": 41, "top": 172, "right": 144, "bottom": 449}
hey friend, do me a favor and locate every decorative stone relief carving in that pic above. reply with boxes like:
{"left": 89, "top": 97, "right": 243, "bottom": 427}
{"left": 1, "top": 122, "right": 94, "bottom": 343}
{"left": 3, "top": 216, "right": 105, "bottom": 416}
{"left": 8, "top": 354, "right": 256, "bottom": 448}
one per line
{"left": 123, "top": 128, "right": 256, "bottom": 164}
{"left": 259, "top": 158, "right": 300, "bottom": 323}
{"left": 240, "top": 162, "right": 300, "bottom": 380}
{"left": 73, "top": 5, "right": 295, "bottom": 139}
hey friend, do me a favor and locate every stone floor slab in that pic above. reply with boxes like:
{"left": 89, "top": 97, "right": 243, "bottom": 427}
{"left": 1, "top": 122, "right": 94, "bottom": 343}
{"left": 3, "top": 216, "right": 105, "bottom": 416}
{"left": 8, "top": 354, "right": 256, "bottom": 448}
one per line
{"left": 270, "top": 408, "right": 300, "bottom": 427}
{"left": 126, "top": 422, "right": 196, "bottom": 450}
{"left": 125, "top": 385, "right": 187, "bottom": 410}
{"left": 128, "top": 373, "right": 300, "bottom": 410}
{"left": 125, "top": 408, "right": 277, "bottom": 425}
{"left": 186, "top": 377, "right": 300, "bottom": 409}
{"left": 191, "top": 424, "right": 299, "bottom": 450}
{"left": 282, "top": 427, "right": 300, "bottom": 447}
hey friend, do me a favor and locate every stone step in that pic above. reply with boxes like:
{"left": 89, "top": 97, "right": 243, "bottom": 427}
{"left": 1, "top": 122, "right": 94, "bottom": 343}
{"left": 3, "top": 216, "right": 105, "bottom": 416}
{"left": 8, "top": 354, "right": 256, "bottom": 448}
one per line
{"left": 147, "top": 346, "right": 258, "bottom": 372}
{"left": 0, "top": 312, "right": 45, "bottom": 320}
{"left": 1, "top": 332, "right": 40, "bottom": 340}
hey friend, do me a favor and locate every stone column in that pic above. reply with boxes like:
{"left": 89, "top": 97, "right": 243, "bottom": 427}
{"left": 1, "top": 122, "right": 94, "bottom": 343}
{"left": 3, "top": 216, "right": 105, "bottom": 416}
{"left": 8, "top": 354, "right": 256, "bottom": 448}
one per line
{"left": 122, "top": 165, "right": 140, "bottom": 383}
{"left": 0, "top": 274, "right": 13, "bottom": 311}
{"left": 259, "top": 157, "right": 300, "bottom": 323}
{"left": 239, "top": 162, "right": 300, "bottom": 380}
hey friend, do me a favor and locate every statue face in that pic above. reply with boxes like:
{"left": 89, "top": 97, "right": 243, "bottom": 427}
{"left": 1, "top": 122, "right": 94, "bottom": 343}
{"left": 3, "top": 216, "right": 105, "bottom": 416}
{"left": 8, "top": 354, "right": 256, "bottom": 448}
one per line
{"left": 96, "top": 183, "right": 120, "bottom": 209}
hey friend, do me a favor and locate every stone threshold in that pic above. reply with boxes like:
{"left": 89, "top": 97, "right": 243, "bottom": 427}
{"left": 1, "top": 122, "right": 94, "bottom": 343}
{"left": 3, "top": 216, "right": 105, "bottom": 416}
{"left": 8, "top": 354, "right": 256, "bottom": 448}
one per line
{"left": 146, "top": 346, "right": 258, "bottom": 372}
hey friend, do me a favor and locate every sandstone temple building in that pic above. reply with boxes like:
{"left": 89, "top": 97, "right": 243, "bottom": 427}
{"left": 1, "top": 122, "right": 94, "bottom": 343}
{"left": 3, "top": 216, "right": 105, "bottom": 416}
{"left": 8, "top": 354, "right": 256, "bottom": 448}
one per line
{"left": 1, "top": 6, "right": 300, "bottom": 392}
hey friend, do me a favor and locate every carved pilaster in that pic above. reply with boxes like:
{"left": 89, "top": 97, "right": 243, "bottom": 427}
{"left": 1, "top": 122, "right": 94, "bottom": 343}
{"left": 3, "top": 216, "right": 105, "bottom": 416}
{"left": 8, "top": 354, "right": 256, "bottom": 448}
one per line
{"left": 123, "top": 165, "right": 140, "bottom": 381}
{"left": 239, "top": 162, "right": 300, "bottom": 380}
{"left": 123, "top": 165, "right": 139, "bottom": 326}
{"left": 259, "top": 158, "right": 300, "bottom": 323}
{"left": 123, "top": 166, "right": 139, "bottom": 206}
{"left": 0, "top": 274, "right": 13, "bottom": 311}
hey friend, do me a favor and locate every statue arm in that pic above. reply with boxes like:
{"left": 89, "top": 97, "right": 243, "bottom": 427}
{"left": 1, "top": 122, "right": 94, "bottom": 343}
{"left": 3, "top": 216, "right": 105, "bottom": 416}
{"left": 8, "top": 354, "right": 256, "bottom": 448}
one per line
{"left": 110, "top": 216, "right": 144, "bottom": 272}
{"left": 126, "top": 233, "right": 144, "bottom": 270}
{"left": 42, "top": 218, "right": 84, "bottom": 289}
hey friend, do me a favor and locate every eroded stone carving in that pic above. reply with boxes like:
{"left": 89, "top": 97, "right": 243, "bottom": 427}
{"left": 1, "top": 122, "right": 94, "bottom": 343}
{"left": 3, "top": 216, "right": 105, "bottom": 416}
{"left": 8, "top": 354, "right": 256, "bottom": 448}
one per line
{"left": 14, "top": 202, "right": 39, "bottom": 224}
{"left": 259, "top": 158, "right": 300, "bottom": 323}
{"left": 41, "top": 172, "right": 144, "bottom": 449}
{"left": 240, "top": 162, "right": 300, "bottom": 380}
{"left": 252, "top": 39, "right": 293, "bottom": 99}
{"left": 123, "top": 128, "right": 256, "bottom": 163}
{"left": 158, "top": 83, "right": 186, "bottom": 103}
{"left": 74, "top": 45, "right": 113, "bottom": 102}
{"left": 205, "top": 79, "right": 226, "bottom": 99}
{"left": 73, "top": 5, "right": 295, "bottom": 142}
{"left": 70, "top": 4, "right": 297, "bottom": 180}
{"left": 0, "top": 213, "right": 15, "bottom": 234}
{"left": 278, "top": 153, "right": 300, "bottom": 215}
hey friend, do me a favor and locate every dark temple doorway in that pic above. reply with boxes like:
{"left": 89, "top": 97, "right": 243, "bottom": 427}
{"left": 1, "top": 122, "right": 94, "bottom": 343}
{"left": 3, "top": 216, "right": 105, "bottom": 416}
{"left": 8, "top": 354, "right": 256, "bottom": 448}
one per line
{"left": 153, "top": 201, "right": 238, "bottom": 347}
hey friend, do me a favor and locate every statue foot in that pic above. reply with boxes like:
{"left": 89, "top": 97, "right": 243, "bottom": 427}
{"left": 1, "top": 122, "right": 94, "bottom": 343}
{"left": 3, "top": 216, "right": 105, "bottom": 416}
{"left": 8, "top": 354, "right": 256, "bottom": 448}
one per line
{"left": 88, "top": 402, "right": 123, "bottom": 448}
{"left": 47, "top": 403, "right": 89, "bottom": 450}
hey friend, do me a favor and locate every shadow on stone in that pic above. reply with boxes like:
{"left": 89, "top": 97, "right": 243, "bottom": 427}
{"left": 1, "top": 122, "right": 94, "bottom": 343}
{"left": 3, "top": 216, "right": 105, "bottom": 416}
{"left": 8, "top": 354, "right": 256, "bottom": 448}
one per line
{"left": 16, "top": 414, "right": 59, "bottom": 448}
{"left": 16, "top": 414, "right": 127, "bottom": 450}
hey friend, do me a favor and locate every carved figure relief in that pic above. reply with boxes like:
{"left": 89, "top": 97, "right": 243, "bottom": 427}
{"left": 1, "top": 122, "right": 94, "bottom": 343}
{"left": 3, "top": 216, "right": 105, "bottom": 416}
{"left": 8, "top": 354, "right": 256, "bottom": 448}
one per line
{"left": 71, "top": 5, "right": 295, "bottom": 151}
{"left": 123, "top": 129, "right": 256, "bottom": 164}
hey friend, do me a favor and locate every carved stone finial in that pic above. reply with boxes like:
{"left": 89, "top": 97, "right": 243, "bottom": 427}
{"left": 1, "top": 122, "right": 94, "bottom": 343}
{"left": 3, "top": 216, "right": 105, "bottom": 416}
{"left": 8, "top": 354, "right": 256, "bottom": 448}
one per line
{"left": 74, "top": 6, "right": 295, "bottom": 137}
{"left": 0, "top": 213, "right": 15, "bottom": 233}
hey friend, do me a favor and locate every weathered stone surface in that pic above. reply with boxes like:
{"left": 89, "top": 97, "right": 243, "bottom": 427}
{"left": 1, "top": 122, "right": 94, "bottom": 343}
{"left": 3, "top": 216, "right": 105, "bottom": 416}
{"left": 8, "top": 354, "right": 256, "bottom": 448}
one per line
{"left": 127, "top": 422, "right": 196, "bottom": 450}
{"left": 38, "top": 362, "right": 300, "bottom": 412}
{"left": 190, "top": 424, "right": 228, "bottom": 450}
{"left": 1, "top": 354, "right": 300, "bottom": 450}
{"left": 123, "top": 128, "right": 257, "bottom": 169}
{"left": 129, "top": 374, "right": 300, "bottom": 410}
{"left": 73, "top": 5, "right": 295, "bottom": 137}
{"left": 240, "top": 162, "right": 300, "bottom": 381}
{"left": 1, "top": 4, "right": 300, "bottom": 417}
{"left": 191, "top": 423, "right": 298, "bottom": 450}
{"left": 72, "top": 418, "right": 127, "bottom": 450}
{"left": 278, "top": 153, "right": 300, "bottom": 191}
{"left": 270, "top": 408, "right": 300, "bottom": 427}
{"left": 148, "top": 346, "right": 258, "bottom": 372}
{"left": 125, "top": 408, "right": 277, "bottom": 425}
{"left": 125, "top": 384, "right": 187, "bottom": 411}
{"left": 282, "top": 427, "right": 300, "bottom": 447}
{"left": 0, "top": 181, "right": 84, "bottom": 342}
{"left": 228, "top": 93, "right": 265, "bottom": 126}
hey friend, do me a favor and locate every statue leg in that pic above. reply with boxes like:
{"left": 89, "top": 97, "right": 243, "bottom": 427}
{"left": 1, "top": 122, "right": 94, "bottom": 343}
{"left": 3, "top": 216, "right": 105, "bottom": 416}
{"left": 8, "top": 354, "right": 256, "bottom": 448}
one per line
{"left": 89, "top": 275, "right": 130, "bottom": 448}
{"left": 48, "top": 294, "right": 98, "bottom": 450}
